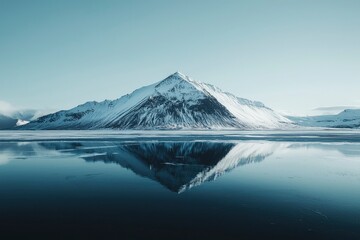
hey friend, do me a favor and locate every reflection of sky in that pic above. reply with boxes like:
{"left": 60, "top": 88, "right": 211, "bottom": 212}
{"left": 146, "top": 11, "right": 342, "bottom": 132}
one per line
{"left": 0, "top": 153, "right": 11, "bottom": 165}
{"left": 223, "top": 145, "right": 360, "bottom": 206}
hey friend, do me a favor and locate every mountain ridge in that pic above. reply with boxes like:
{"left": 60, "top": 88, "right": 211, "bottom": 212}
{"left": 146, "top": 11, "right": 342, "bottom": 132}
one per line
{"left": 20, "top": 72, "right": 292, "bottom": 130}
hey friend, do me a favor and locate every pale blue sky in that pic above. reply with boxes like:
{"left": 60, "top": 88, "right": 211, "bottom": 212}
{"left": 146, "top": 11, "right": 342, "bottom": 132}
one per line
{"left": 1, "top": 0, "right": 359, "bottom": 115}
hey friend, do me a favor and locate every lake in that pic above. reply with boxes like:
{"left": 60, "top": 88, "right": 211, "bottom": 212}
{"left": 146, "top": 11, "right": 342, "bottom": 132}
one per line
{"left": 0, "top": 131, "right": 360, "bottom": 239}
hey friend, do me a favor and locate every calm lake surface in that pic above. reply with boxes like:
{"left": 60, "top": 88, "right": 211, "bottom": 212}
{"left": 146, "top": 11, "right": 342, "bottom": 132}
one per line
{"left": 0, "top": 131, "right": 360, "bottom": 239}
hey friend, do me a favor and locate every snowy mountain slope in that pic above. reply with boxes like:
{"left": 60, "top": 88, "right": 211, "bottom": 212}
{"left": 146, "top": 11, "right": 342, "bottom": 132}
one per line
{"left": 192, "top": 80, "right": 290, "bottom": 128}
{"left": 289, "top": 109, "right": 360, "bottom": 128}
{"left": 22, "top": 72, "right": 292, "bottom": 130}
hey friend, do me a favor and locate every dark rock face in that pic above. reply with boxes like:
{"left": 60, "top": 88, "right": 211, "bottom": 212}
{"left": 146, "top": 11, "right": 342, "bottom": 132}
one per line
{"left": 0, "top": 114, "right": 17, "bottom": 130}
{"left": 107, "top": 95, "right": 241, "bottom": 129}
{"left": 64, "top": 110, "right": 94, "bottom": 122}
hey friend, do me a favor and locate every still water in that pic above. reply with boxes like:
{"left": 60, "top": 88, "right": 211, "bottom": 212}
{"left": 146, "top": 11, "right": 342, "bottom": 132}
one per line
{"left": 0, "top": 137, "right": 360, "bottom": 239}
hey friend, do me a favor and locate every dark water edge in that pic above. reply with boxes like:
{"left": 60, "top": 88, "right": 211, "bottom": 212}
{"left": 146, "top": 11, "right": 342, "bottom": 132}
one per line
{"left": 0, "top": 132, "right": 360, "bottom": 239}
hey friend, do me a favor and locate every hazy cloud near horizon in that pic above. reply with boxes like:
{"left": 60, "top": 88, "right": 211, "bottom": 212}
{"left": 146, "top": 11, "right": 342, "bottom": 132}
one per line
{"left": 0, "top": 100, "right": 18, "bottom": 116}
{"left": 0, "top": 100, "right": 56, "bottom": 120}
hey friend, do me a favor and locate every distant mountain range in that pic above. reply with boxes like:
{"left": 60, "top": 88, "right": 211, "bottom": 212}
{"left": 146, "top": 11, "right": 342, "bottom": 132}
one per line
{"left": 0, "top": 109, "right": 41, "bottom": 130}
{"left": 2, "top": 72, "right": 359, "bottom": 130}
{"left": 0, "top": 114, "right": 18, "bottom": 130}
{"left": 288, "top": 109, "right": 360, "bottom": 128}
{"left": 20, "top": 72, "right": 292, "bottom": 130}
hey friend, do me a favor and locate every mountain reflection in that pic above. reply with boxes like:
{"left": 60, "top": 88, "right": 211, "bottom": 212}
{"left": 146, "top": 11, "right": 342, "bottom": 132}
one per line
{"left": 39, "top": 141, "right": 282, "bottom": 192}
{"left": 2, "top": 141, "right": 359, "bottom": 192}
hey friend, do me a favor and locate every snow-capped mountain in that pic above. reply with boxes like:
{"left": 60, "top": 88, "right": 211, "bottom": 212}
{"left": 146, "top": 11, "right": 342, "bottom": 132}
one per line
{"left": 0, "top": 112, "right": 34, "bottom": 130}
{"left": 0, "top": 107, "right": 52, "bottom": 129}
{"left": 22, "top": 72, "right": 292, "bottom": 130}
{"left": 289, "top": 109, "right": 360, "bottom": 128}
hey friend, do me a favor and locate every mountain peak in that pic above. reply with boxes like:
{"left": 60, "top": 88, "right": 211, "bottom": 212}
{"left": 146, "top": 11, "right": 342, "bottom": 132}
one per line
{"left": 156, "top": 72, "right": 195, "bottom": 90}
{"left": 166, "top": 71, "right": 191, "bottom": 82}
{"left": 171, "top": 71, "right": 186, "bottom": 78}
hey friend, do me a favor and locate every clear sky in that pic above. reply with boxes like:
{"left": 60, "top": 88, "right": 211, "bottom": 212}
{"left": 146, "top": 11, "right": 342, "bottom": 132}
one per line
{"left": 1, "top": 0, "right": 359, "bottom": 116}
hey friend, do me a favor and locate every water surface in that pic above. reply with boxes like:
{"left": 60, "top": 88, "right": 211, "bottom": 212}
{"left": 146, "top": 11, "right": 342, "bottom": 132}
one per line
{"left": 0, "top": 132, "right": 360, "bottom": 239}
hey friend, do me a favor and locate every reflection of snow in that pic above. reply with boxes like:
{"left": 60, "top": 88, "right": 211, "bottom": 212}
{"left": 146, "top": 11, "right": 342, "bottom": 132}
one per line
{"left": 38, "top": 140, "right": 283, "bottom": 193}
{"left": 2, "top": 139, "right": 360, "bottom": 194}
{"left": 181, "top": 142, "right": 289, "bottom": 192}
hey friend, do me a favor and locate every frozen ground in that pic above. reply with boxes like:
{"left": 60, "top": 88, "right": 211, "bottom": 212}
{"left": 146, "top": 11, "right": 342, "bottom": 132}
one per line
{"left": 0, "top": 129, "right": 360, "bottom": 142}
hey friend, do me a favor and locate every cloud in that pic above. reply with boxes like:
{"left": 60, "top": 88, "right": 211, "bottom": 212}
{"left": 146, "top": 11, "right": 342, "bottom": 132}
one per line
{"left": 0, "top": 100, "right": 18, "bottom": 117}
{"left": 0, "top": 100, "right": 56, "bottom": 120}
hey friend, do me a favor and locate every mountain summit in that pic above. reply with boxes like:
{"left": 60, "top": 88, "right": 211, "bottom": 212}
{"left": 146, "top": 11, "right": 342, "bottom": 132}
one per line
{"left": 21, "top": 72, "right": 292, "bottom": 130}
